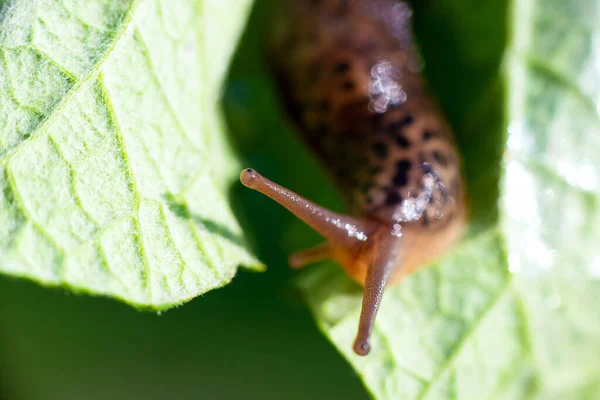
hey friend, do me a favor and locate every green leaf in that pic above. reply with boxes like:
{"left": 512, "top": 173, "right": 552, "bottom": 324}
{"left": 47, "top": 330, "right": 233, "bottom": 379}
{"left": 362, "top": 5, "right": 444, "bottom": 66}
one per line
{"left": 0, "top": 0, "right": 262, "bottom": 309}
{"left": 226, "top": 0, "right": 600, "bottom": 398}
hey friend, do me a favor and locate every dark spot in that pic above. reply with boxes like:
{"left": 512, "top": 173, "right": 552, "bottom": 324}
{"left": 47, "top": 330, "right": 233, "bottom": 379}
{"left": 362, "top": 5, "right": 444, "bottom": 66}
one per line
{"left": 399, "top": 115, "right": 415, "bottom": 126}
{"left": 342, "top": 80, "right": 355, "bottom": 91}
{"left": 423, "top": 130, "right": 440, "bottom": 141}
{"left": 371, "top": 142, "right": 388, "bottom": 159}
{"left": 384, "top": 187, "right": 402, "bottom": 206}
{"left": 394, "top": 134, "right": 411, "bottom": 149}
{"left": 386, "top": 115, "right": 414, "bottom": 132}
{"left": 333, "top": 61, "right": 350, "bottom": 74}
{"left": 393, "top": 159, "right": 412, "bottom": 187}
{"left": 369, "top": 112, "right": 384, "bottom": 130}
{"left": 385, "top": 116, "right": 414, "bottom": 148}
{"left": 433, "top": 151, "right": 448, "bottom": 167}
{"left": 366, "top": 195, "right": 373, "bottom": 204}
{"left": 393, "top": 172, "right": 408, "bottom": 187}
{"left": 422, "top": 213, "right": 430, "bottom": 226}
{"left": 396, "top": 159, "right": 412, "bottom": 171}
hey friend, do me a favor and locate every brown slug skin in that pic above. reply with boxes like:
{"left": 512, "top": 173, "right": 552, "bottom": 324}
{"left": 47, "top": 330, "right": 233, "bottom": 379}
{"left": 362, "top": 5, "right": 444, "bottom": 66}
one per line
{"left": 240, "top": 0, "right": 466, "bottom": 356}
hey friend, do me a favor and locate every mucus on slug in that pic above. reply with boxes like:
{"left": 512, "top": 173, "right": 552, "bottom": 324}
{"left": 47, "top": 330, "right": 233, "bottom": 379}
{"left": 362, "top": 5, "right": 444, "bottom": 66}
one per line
{"left": 240, "top": 0, "right": 466, "bottom": 356}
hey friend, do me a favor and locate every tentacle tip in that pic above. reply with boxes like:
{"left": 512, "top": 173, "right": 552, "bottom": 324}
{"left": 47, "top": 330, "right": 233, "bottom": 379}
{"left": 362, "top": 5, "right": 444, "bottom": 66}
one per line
{"left": 353, "top": 338, "right": 371, "bottom": 356}
{"left": 240, "top": 168, "right": 260, "bottom": 189}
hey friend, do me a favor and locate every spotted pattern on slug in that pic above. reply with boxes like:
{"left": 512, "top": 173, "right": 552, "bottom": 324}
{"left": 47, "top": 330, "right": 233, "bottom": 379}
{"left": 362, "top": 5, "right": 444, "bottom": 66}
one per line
{"left": 270, "top": 0, "right": 463, "bottom": 229}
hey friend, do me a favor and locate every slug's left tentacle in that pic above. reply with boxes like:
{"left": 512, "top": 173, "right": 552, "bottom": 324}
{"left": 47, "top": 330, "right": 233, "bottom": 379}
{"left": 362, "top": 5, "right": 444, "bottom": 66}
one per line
{"left": 353, "top": 234, "right": 401, "bottom": 356}
{"left": 240, "top": 168, "right": 376, "bottom": 248}
{"left": 289, "top": 243, "right": 330, "bottom": 268}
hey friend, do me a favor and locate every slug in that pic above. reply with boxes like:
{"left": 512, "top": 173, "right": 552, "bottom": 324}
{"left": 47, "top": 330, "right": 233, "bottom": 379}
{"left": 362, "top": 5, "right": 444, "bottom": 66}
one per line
{"left": 240, "top": 0, "right": 466, "bottom": 356}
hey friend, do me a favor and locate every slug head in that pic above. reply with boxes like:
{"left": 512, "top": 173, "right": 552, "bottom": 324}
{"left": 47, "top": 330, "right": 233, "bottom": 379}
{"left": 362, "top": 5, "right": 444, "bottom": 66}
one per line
{"left": 240, "top": 168, "right": 405, "bottom": 356}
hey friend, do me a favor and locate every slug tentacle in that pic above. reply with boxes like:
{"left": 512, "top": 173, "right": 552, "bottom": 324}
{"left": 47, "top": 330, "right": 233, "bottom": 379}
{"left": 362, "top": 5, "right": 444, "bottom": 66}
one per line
{"left": 240, "top": 169, "right": 376, "bottom": 249}
{"left": 289, "top": 243, "right": 331, "bottom": 269}
{"left": 354, "top": 233, "right": 401, "bottom": 356}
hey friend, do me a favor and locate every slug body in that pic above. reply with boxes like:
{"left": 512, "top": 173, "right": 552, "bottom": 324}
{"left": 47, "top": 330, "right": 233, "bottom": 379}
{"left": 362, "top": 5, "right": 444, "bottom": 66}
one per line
{"left": 240, "top": 0, "right": 465, "bottom": 356}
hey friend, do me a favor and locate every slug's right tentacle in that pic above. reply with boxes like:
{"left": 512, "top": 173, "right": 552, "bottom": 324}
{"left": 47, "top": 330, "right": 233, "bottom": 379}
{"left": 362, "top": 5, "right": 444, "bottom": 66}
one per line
{"left": 353, "top": 234, "right": 401, "bottom": 356}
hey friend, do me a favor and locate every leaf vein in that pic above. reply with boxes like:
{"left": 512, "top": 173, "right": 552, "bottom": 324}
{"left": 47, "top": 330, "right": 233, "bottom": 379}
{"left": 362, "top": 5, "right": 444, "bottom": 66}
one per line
{"left": 0, "top": 0, "right": 141, "bottom": 167}
{"left": 132, "top": 26, "right": 202, "bottom": 152}
{"left": 97, "top": 73, "right": 152, "bottom": 304}
{"left": 417, "top": 277, "right": 514, "bottom": 400}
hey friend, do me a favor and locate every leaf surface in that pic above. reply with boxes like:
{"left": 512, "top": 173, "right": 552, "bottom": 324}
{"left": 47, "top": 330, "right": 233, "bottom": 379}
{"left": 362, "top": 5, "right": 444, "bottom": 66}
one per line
{"left": 0, "top": 0, "right": 261, "bottom": 309}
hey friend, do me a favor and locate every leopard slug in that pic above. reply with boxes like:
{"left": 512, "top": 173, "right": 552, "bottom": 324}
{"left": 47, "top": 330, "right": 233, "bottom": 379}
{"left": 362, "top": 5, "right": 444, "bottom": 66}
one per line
{"left": 240, "top": 0, "right": 466, "bottom": 356}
